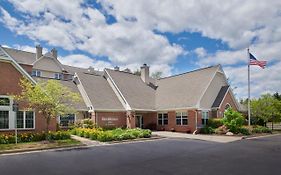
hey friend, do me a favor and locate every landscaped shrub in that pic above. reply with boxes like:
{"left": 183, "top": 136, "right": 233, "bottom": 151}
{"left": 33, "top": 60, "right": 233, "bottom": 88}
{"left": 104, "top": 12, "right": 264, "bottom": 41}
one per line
{"left": 222, "top": 108, "right": 245, "bottom": 134}
{"left": 200, "top": 126, "right": 215, "bottom": 134}
{"left": 237, "top": 127, "right": 251, "bottom": 135}
{"left": 0, "top": 131, "right": 71, "bottom": 144}
{"left": 71, "top": 128, "right": 152, "bottom": 142}
{"left": 252, "top": 126, "right": 272, "bottom": 133}
{"left": 207, "top": 118, "right": 223, "bottom": 128}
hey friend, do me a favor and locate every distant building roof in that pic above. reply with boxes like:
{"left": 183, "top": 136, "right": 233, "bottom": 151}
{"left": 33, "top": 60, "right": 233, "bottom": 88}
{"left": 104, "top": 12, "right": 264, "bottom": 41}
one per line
{"left": 34, "top": 77, "right": 88, "bottom": 111}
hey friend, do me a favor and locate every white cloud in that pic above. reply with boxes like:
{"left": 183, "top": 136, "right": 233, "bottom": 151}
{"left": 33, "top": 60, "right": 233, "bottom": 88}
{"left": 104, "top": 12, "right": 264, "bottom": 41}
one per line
{"left": 1, "top": 0, "right": 281, "bottom": 97}
{"left": 194, "top": 47, "right": 207, "bottom": 58}
{"left": 58, "top": 54, "right": 112, "bottom": 70}
{"left": 100, "top": 0, "right": 281, "bottom": 49}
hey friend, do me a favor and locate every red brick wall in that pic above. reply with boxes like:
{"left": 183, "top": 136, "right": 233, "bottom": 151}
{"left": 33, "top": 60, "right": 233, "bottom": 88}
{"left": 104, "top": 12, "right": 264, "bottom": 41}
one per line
{"left": 95, "top": 111, "right": 127, "bottom": 128}
{"left": 156, "top": 110, "right": 201, "bottom": 133}
{"left": 217, "top": 91, "right": 238, "bottom": 118}
{"left": 0, "top": 61, "right": 56, "bottom": 133}
{"left": 20, "top": 64, "right": 33, "bottom": 75}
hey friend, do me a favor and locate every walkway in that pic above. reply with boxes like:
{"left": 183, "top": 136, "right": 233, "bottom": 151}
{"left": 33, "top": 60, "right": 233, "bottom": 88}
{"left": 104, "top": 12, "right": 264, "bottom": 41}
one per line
{"left": 71, "top": 135, "right": 106, "bottom": 146}
{"left": 152, "top": 131, "right": 242, "bottom": 143}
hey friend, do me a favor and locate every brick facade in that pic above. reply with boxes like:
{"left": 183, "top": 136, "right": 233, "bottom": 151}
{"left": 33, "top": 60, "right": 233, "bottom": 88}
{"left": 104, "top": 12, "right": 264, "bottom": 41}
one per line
{"left": 216, "top": 90, "right": 238, "bottom": 118}
{"left": 94, "top": 111, "right": 127, "bottom": 128}
{"left": 0, "top": 61, "right": 56, "bottom": 133}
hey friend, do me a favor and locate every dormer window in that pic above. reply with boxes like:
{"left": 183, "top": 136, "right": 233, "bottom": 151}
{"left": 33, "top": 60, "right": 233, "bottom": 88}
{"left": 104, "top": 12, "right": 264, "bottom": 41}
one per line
{"left": 54, "top": 73, "right": 63, "bottom": 80}
{"left": 31, "top": 70, "right": 41, "bottom": 77}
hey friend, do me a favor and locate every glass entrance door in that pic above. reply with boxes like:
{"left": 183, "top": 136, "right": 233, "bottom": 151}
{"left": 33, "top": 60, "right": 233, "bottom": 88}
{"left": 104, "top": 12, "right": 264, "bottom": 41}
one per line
{"left": 136, "top": 115, "right": 144, "bottom": 128}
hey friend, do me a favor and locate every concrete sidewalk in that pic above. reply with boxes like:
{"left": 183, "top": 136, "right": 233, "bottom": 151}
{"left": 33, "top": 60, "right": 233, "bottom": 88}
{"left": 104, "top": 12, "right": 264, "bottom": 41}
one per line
{"left": 71, "top": 135, "right": 106, "bottom": 146}
{"left": 152, "top": 131, "right": 242, "bottom": 143}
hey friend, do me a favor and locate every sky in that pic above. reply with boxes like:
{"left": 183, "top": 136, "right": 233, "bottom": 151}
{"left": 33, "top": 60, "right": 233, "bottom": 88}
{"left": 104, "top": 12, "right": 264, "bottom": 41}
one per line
{"left": 0, "top": 0, "right": 281, "bottom": 100}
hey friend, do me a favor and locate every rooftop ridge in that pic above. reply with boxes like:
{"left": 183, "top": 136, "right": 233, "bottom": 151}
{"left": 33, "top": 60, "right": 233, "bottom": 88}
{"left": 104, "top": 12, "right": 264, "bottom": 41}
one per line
{"left": 1, "top": 46, "right": 36, "bottom": 54}
{"left": 159, "top": 64, "right": 221, "bottom": 80}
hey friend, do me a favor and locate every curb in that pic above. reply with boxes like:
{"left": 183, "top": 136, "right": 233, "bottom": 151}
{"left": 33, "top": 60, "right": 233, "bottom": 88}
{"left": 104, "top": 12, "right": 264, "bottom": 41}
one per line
{"left": 0, "top": 143, "right": 86, "bottom": 156}
{"left": 241, "top": 133, "right": 281, "bottom": 140}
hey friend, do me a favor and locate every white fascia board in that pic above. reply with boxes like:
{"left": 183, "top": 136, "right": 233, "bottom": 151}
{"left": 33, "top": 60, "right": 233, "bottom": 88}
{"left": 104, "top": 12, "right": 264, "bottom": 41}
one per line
{"left": 74, "top": 73, "right": 94, "bottom": 111}
{"left": 104, "top": 69, "right": 132, "bottom": 110}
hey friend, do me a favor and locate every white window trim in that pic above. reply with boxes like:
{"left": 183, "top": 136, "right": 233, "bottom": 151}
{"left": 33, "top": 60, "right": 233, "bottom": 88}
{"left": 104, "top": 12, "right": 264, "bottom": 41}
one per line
{"left": 17, "top": 111, "right": 36, "bottom": 130}
{"left": 32, "top": 69, "right": 41, "bottom": 77}
{"left": 202, "top": 111, "right": 209, "bottom": 125}
{"left": 176, "top": 111, "right": 188, "bottom": 125}
{"left": 58, "top": 114, "right": 76, "bottom": 128}
{"left": 54, "top": 73, "right": 63, "bottom": 80}
{"left": 0, "top": 95, "right": 35, "bottom": 131}
{"left": 157, "top": 112, "right": 168, "bottom": 125}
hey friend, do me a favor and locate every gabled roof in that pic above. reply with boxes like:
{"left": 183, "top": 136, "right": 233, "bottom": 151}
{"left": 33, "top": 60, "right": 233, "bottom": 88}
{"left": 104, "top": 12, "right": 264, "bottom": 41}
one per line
{"left": 105, "top": 69, "right": 156, "bottom": 110}
{"left": 2, "top": 47, "right": 36, "bottom": 65}
{"left": 0, "top": 46, "right": 36, "bottom": 84}
{"left": 76, "top": 72, "right": 125, "bottom": 111}
{"left": 212, "top": 85, "right": 230, "bottom": 108}
{"left": 34, "top": 77, "right": 88, "bottom": 111}
{"left": 155, "top": 65, "right": 220, "bottom": 110}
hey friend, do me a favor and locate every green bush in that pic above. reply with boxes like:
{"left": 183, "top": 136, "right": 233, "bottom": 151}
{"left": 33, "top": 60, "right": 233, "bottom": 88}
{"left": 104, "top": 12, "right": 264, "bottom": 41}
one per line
{"left": 252, "top": 126, "right": 272, "bottom": 133}
{"left": 207, "top": 118, "right": 223, "bottom": 128}
{"left": 237, "top": 127, "right": 251, "bottom": 135}
{"left": 222, "top": 108, "right": 245, "bottom": 134}
{"left": 72, "top": 128, "right": 152, "bottom": 142}
{"left": 200, "top": 126, "right": 215, "bottom": 134}
{"left": 97, "top": 132, "right": 114, "bottom": 142}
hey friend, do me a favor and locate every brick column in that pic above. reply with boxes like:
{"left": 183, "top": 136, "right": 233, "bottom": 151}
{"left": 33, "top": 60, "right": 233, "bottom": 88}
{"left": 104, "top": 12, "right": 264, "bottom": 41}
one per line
{"left": 126, "top": 111, "right": 136, "bottom": 128}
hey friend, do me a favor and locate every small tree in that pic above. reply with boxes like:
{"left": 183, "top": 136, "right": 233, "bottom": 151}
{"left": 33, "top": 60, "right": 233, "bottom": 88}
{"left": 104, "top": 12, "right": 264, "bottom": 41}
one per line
{"left": 251, "top": 94, "right": 281, "bottom": 129}
{"left": 15, "top": 79, "right": 81, "bottom": 132}
{"left": 222, "top": 108, "right": 245, "bottom": 133}
{"left": 151, "top": 71, "right": 163, "bottom": 79}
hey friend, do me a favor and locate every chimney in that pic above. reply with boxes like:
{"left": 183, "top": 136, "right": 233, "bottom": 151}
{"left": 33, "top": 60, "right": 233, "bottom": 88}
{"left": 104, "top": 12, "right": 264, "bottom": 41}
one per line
{"left": 36, "top": 45, "right": 42, "bottom": 59}
{"left": 51, "top": 48, "right": 57, "bottom": 59}
{"left": 114, "top": 66, "right": 120, "bottom": 71}
{"left": 140, "top": 63, "right": 149, "bottom": 84}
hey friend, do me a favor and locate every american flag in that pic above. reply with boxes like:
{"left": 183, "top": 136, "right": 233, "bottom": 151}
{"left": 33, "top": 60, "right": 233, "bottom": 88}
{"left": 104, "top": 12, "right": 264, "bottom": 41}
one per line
{"left": 249, "top": 53, "right": 267, "bottom": 69}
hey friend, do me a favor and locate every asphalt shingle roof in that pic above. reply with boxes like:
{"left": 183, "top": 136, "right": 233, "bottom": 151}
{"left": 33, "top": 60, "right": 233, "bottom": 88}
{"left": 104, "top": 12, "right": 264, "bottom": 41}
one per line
{"left": 105, "top": 69, "right": 156, "bottom": 110}
{"left": 155, "top": 66, "right": 220, "bottom": 110}
{"left": 77, "top": 72, "right": 125, "bottom": 111}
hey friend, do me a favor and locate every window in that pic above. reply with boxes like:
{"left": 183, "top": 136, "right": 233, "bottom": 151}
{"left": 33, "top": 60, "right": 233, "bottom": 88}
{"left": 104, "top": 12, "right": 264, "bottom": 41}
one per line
{"left": 0, "top": 98, "right": 10, "bottom": 106}
{"left": 176, "top": 112, "right": 188, "bottom": 125}
{"left": 32, "top": 70, "right": 41, "bottom": 77}
{"left": 0, "top": 111, "right": 9, "bottom": 129}
{"left": 158, "top": 113, "right": 168, "bottom": 125}
{"left": 17, "top": 111, "right": 24, "bottom": 128}
{"left": 54, "top": 73, "right": 63, "bottom": 80}
{"left": 25, "top": 111, "right": 34, "bottom": 129}
{"left": 59, "top": 114, "right": 75, "bottom": 127}
{"left": 202, "top": 111, "right": 209, "bottom": 125}
{"left": 16, "top": 111, "right": 34, "bottom": 129}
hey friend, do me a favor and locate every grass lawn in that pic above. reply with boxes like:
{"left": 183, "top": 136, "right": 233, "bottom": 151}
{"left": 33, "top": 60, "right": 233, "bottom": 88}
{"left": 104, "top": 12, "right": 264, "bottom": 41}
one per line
{"left": 0, "top": 139, "right": 82, "bottom": 153}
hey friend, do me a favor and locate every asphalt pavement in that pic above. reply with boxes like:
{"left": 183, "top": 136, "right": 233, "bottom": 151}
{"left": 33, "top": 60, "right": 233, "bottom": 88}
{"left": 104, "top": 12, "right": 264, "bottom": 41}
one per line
{"left": 0, "top": 135, "right": 280, "bottom": 175}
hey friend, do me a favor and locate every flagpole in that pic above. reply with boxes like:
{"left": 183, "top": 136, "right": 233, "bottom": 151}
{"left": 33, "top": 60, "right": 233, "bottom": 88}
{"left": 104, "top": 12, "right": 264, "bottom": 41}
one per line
{"left": 247, "top": 48, "right": 251, "bottom": 126}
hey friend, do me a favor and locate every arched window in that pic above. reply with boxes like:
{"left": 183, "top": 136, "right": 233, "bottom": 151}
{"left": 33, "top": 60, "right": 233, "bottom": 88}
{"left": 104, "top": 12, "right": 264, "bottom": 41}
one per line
{"left": 225, "top": 103, "right": 231, "bottom": 110}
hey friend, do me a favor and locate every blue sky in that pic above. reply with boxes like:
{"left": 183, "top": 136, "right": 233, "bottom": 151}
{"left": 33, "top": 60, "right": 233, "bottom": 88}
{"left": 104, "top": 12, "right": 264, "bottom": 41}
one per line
{"left": 0, "top": 0, "right": 281, "bottom": 99}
